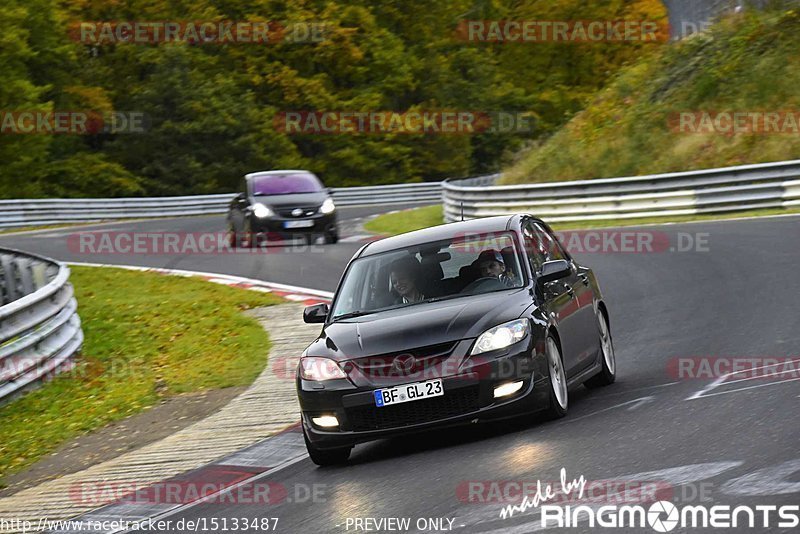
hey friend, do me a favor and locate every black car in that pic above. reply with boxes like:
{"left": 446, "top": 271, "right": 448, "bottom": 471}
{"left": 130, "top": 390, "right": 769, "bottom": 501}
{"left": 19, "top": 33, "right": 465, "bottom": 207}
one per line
{"left": 227, "top": 170, "right": 338, "bottom": 247}
{"left": 297, "top": 214, "right": 616, "bottom": 465}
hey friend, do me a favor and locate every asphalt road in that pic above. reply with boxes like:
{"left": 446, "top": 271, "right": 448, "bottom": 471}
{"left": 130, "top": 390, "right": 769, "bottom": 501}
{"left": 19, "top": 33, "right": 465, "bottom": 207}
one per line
{"left": 4, "top": 211, "right": 799, "bottom": 533}
{"left": 0, "top": 204, "right": 405, "bottom": 291}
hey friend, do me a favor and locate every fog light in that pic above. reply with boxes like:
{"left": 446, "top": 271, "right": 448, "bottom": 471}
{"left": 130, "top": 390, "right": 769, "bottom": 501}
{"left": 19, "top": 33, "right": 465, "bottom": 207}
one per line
{"left": 312, "top": 415, "right": 339, "bottom": 428}
{"left": 494, "top": 380, "right": 524, "bottom": 398}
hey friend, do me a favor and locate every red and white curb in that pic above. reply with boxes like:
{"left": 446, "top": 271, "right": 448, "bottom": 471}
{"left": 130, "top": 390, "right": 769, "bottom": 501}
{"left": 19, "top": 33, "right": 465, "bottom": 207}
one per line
{"left": 66, "top": 262, "right": 333, "bottom": 305}
{"left": 50, "top": 424, "right": 307, "bottom": 534}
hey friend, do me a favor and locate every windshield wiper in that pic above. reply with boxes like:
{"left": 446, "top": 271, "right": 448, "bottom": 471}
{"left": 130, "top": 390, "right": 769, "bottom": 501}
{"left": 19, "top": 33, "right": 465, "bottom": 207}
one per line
{"left": 332, "top": 310, "right": 374, "bottom": 321}
{"left": 423, "top": 294, "right": 464, "bottom": 304}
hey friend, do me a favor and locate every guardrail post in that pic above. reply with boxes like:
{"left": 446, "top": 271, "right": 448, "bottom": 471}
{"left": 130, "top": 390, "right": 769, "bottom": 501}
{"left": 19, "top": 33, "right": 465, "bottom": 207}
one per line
{"left": 17, "top": 258, "right": 34, "bottom": 296}
{"left": 1, "top": 255, "right": 19, "bottom": 303}
{"left": 31, "top": 262, "right": 48, "bottom": 291}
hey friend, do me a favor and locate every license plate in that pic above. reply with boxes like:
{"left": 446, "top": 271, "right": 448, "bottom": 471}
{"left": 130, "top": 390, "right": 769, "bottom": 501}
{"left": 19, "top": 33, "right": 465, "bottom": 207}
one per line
{"left": 284, "top": 220, "right": 314, "bottom": 229}
{"left": 374, "top": 379, "right": 443, "bottom": 407}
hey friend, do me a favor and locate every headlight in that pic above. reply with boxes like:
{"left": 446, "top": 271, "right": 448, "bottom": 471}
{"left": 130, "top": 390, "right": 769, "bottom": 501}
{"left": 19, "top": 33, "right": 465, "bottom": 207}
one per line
{"left": 299, "top": 357, "right": 347, "bottom": 381}
{"left": 252, "top": 203, "right": 273, "bottom": 218}
{"left": 471, "top": 319, "right": 529, "bottom": 355}
{"left": 319, "top": 198, "right": 336, "bottom": 214}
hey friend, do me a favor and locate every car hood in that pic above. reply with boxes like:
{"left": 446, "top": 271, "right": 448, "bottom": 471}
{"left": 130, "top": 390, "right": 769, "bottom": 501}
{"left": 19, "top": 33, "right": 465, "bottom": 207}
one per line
{"left": 305, "top": 289, "right": 533, "bottom": 361}
{"left": 250, "top": 191, "right": 328, "bottom": 208}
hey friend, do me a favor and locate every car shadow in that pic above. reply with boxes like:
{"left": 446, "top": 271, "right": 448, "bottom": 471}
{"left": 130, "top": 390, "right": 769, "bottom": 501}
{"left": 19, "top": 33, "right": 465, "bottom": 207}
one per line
{"left": 345, "top": 385, "right": 594, "bottom": 466}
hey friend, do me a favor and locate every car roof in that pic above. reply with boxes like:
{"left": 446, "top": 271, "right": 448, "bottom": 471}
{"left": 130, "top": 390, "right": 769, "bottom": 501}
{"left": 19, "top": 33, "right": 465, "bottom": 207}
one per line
{"left": 360, "top": 215, "right": 523, "bottom": 257}
{"left": 245, "top": 170, "right": 313, "bottom": 180}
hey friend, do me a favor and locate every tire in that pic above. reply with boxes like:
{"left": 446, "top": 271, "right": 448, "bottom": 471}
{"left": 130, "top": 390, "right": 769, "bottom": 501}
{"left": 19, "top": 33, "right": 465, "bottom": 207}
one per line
{"left": 229, "top": 227, "right": 251, "bottom": 249}
{"left": 242, "top": 219, "right": 256, "bottom": 249}
{"left": 227, "top": 224, "right": 239, "bottom": 249}
{"left": 324, "top": 229, "right": 339, "bottom": 244}
{"left": 544, "top": 335, "right": 568, "bottom": 419}
{"left": 585, "top": 309, "right": 616, "bottom": 389}
{"left": 304, "top": 428, "right": 351, "bottom": 467}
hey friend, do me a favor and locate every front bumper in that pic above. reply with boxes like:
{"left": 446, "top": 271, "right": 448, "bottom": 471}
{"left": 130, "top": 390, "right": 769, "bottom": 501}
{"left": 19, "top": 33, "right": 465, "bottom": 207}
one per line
{"left": 251, "top": 212, "right": 337, "bottom": 235}
{"left": 298, "top": 338, "right": 550, "bottom": 450}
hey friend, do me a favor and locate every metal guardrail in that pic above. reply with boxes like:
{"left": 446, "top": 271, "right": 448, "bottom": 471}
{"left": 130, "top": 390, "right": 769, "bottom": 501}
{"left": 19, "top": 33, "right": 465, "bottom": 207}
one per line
{"left": 0, "top": 182, "right": 442, "bottom": 229}
{"left": 442, "top": 160, "right": 800, "bottom": 223}
{"left": 664, "top": 0, "right": 776, "bottom": 40}
{"left": 0, "top": 248, "right": 82, "bottom": 402}
{"left": 4, "top": 159, "right": 798, "bottom": 229}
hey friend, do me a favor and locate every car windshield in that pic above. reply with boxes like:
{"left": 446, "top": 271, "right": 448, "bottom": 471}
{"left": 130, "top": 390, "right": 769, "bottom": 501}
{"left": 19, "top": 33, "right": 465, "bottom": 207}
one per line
{"left": 330, "top": 232, "right": 525, "bottom": 320}
{"left": 251, "top": 172, "right": 322, "bottom": 195}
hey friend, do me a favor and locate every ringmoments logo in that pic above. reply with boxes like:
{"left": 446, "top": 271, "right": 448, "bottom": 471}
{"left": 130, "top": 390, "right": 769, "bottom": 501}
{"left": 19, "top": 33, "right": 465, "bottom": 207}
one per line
{"left": 537, "top": 501, "right": 799, "bottom": 531}
{"left": 496, "top": 469, "right": 800, "bottom": 531}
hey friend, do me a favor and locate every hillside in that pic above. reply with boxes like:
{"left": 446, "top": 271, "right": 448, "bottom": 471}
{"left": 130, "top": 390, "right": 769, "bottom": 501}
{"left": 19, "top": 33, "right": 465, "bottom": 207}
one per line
{"left": 0, "top": 0, "right": 666, "bottom": 198}
{"left": 502, "top": 8, "right": 800, "bottom": 184}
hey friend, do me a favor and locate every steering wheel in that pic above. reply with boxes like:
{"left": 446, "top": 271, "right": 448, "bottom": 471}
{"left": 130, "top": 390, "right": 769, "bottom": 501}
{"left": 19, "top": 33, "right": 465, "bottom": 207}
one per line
{"left": 461, "top": 277, "right": 504, "bottom": 294}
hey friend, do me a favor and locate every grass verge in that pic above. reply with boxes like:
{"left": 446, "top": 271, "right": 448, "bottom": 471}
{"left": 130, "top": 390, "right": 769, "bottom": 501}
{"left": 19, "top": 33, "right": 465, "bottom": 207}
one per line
{"left": 364, "top": 205, "right": 444, "bottom": 236}
{"left": 0, "top": 224, "right": 86, "bottom": 235}
{"left": 364, "top": 204, "right": 800, "bottom": 236}
{"left": 0, "top": 266, "right": 282, "bottom": 485}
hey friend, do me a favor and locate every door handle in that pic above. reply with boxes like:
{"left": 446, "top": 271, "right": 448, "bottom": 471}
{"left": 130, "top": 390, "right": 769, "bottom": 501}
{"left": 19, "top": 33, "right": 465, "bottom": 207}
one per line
{"left": 579, "top": 274, "right": 589, "bottom": 286}
{"left": 565, "top": 284, "right": 575, "bottom": 297}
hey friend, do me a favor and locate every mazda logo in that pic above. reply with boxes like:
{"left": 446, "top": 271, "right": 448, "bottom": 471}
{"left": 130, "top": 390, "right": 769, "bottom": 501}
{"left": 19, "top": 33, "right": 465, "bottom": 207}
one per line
{"left": 392, "top": 354, "right": 416, "bottom": 373}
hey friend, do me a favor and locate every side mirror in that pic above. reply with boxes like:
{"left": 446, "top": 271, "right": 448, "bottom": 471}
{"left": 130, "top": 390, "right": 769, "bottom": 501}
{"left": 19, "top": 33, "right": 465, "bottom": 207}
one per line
{"left": 303, "top": 303, "right": 329, "bottom": 324}
{"left": 537, "top": 259, "right": 571, "bottom": 287}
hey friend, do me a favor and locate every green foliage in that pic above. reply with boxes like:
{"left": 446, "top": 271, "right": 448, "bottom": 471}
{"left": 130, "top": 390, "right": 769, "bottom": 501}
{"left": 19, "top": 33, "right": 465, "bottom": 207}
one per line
{"left": 503, "top": 8, "right": 800, "bottom": 184}
{"left": 0, "top": 0, "right": 667, "bottom": 197}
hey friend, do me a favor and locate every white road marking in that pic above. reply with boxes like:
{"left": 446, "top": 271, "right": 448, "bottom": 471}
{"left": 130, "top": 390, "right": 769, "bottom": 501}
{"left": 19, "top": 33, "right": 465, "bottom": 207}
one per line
{"left": 686, "top": 358, "right": 800, "bottom": 400}
{"left": 626, "top": 397, "right": 656, "bottom": 411}
{"left": 563, "top": 396, "right": 655, "bottom": 423}
{"left": 600, "top": 381, "right": 679, "bottom": 397}
{"left": 688, "top": 377, "right": 800, "bottom": 400}
{"left": 721, "top": 459, "right": 800, "bottom": 496}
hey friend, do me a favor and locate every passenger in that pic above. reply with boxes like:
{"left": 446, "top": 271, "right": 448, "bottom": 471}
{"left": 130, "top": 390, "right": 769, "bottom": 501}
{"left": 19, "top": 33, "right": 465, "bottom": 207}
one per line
{"left": 389, "top": 256, "right": 426, "bottom": 304}
{"left": 477, "top": 250, "right": 516, "bottom": 287}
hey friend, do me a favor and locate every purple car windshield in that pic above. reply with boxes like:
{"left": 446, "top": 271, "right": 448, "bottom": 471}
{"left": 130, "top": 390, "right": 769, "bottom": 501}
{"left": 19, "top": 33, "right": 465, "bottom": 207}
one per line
{"left": 251, "top": 173, "right": 322, "bottom": 195}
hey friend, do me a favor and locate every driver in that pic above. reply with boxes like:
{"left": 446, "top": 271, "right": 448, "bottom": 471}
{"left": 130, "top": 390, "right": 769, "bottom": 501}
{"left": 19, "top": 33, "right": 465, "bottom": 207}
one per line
{"left": 477, "top": 250, "right": 516, "bottom": 287}
{"left": 389, "top": 257, "right": 426, "bottom": 304}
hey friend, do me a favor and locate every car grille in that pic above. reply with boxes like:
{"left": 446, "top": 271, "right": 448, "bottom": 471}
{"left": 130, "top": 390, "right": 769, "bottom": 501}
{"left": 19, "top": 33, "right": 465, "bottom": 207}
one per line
{"left": 345, "top": 386, "right": 480, "bottom": 432}
{"left": 275, "top": 205, "right": 319, "bottom": 218}
{"left": 348, "top": 342, "right": 457, "bottom": 378}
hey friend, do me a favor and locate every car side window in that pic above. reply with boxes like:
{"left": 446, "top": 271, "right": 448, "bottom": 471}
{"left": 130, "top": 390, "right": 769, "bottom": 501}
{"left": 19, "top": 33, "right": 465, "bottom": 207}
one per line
{"left": 523, "top": 220, "right": 569, "bottom": 274}
{"left": 533, "top": 223, "right": 567, "bottom": 261}
{"left": 522, "top": 221, "right": 548, "bottom": 273}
